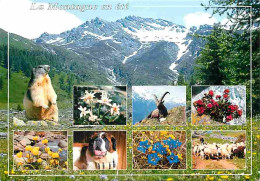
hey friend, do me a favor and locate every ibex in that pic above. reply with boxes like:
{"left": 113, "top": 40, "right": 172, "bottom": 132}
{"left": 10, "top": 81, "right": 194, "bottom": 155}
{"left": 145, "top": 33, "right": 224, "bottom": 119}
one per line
{"left": 147, "top": 92, "right": 170, "bottom": 119}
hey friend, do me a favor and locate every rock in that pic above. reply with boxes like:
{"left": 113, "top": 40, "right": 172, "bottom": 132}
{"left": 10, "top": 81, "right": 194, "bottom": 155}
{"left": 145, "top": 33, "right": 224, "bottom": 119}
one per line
{"left": 25, "top": 134, "right": 34, "bottom": 140}
{"left": 27, "top": 121, "right": 39, "bottom": 126}
{"left": 20, "top": 137, "right": 31, "bottom": 146}
{"left": 13, "top": 117, "right": 26, "bottom": 126}
{"left": 14, "top": 155, "right": 25, "bottom": 165}
{"left": 35, "top": 142, "right": 46, "bottom": 151}
{"left": 58, "top": 140, "right": 67, "bottom": 148}
{"left": 40, "top": 153, "right": 49, "bottom": 159}
{"left": 0, "top": 132, "right": 7, "bottom": 138}
{"left": 14, "top": 143, "right": 24, "bottom": 151}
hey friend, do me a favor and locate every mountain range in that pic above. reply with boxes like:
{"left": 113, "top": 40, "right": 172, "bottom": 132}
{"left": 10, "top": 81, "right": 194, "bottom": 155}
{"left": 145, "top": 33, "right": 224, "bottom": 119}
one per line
{"left": 3, "top": 16, "right": 214, "bottom": 85}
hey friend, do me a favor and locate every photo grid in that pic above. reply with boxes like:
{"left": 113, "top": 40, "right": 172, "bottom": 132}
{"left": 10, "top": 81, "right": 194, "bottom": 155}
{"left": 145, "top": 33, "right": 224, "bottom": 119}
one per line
{"left": 4, "top": 4, "right": 253, "bottom": 178}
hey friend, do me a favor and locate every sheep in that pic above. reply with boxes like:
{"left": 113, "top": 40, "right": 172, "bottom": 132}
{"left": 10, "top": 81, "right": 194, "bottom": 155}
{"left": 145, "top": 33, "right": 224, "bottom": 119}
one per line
{"left": 200, "top": 150, "right": 205, "bottom": 159}
{"left": 193, "top": 145, "right": 199, "bottom": 156}
{"left": 232, "top": 146, "right": 245, "bottom": 158}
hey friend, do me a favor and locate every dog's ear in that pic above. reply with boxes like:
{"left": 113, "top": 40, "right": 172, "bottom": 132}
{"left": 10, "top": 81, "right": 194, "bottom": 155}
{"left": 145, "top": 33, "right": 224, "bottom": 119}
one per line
{"left": 111, "top": 137, "right": 116, "bottom": 151}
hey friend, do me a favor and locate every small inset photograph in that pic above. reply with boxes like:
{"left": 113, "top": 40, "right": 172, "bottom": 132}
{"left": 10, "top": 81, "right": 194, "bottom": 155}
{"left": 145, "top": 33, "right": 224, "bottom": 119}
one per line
{"left": 13, "top": 131, "right": 68, "bottom": 171}
{"left": 73, "top": 131, "right": 126, "bottom": 170}
{"left": 192, "top": 130, "right": 246, "bottom": 170}
{"left": 133, "top": 131, "right": 186, "bottom": 170}
{"left": 73, "top": 86, "right": 127, "bottom": 125}
{"left": 192, "top": 86, "right": 246, "bottom": 125}
{"left": 132, "top": 86, "right": 186, "bottom": 126}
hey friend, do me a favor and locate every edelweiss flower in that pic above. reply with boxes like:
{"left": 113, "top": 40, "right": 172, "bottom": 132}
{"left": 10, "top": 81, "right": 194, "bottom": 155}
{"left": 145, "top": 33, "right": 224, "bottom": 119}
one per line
{"left": 97, "top": 92, "right": 112, "bottom": 106}
{"left": 111, "top": 103, "right": 120, "bottom": 116}
{"left": 88, "top": 112, "right": 98, "bottom": 122}
{"left": 80, "top": 91, "right": 95, "bottom": 104}
{"left": 78, "top": 106, "right": 90, "bottom": 118}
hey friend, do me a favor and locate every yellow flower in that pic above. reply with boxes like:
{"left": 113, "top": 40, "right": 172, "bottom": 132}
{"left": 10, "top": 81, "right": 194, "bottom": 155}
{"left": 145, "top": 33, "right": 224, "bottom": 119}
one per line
{"left": 220, "top": 176, "right": 229, "bottom": 179}
{"left": 42, "top": 139, "right": 48, "bottom": 144}
{"left": 54, "top": 159, "right": 59, "bottom": 165}
{"left": 4, "top": 171, "right": 8, "bottom": 175}
{"left": 58, "top": 148, "right": 63, "bottom": 152}
{"left": 244, "top": 175, "right": 250, "bottom": 180}
{"left": 256, "top": 135, "right": 260, "bottom": 139}
{"left": 65, "top": 161, "right": 68, "bottom": 166}
{"left": 169, "top": 135, "right": 175, "bottom": 139}
{"left": 51, "top": 152, "right": 59, "bottom": 158}
{"left": 31, "top": 148, "right": 39, "bottom": 156}
{"left": 45, "top": 165, "right": 50, "bottom": 170}
{"left": 166, "top": 178, "right": 173, "bottom": 181}
{"left": 16, "top": 152, "right": 23, "bottom": 158}
{"left": 206, "top": 175, "right": 214, "bottom": 181}
{"left": 17, "top": 162, "right": 22, "bottom": 166}
{"left": 32, "top": 136, "right": 39, "bottom": 141}
{"left": 45, "top": 147, "right": 50, "bottom": 153}
{"left": 34, "top": 147, "right": 40, "bottom": 150}
{"left": 177, "top": 153, "right": 183, "bottom": 160}
{"left": 26, "top": 154, "right": 30, "bottom": 158}
{"left": 37, "top": 158, "right": 42, "bottom": 163}
{"left": 25, "top": 146, "right": 32, "bottom": 151}
{"left": 48, "top": 151, "right": 52, "bottom": 155}
{"left": 50, "top": 159, "right": 54, "bottom": 164}
{"left": 11, "top": 169, "right": 15, "bottom": 174}
{"left": 160, "top": 131, "right": 168, "bottom": 136}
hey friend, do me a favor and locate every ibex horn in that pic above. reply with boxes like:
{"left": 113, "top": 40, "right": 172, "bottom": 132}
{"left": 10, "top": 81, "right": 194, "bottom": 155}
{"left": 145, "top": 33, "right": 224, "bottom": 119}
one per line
{"left": 160, "top": 91, "right": 170, "bottom": 102}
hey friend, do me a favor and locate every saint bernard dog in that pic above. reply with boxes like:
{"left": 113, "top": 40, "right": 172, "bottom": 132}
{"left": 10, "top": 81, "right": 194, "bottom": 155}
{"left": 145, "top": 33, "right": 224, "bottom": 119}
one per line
{"left": 74, "top": 132, "right": 118, "bottom": 170}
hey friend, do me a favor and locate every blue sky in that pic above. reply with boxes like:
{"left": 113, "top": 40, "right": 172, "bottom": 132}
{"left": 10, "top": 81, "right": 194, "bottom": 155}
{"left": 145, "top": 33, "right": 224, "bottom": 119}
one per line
{"left": 0, "top": 0, "right": 233, "bottom": 39}
{"left": 31, "top": 0, "right": 224, "bottom": 26}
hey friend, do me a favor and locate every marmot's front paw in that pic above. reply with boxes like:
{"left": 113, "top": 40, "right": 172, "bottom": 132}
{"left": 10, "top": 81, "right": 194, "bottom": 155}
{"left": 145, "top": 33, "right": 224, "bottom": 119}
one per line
{"left": 51, "top": 100, "right": 57, "bottom": 105}
{"left": 42, "top": 105, "right": 49, "bottom": 109}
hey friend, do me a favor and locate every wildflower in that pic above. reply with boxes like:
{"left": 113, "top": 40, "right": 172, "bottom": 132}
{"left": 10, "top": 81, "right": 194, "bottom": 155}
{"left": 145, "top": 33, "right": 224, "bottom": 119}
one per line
{"left": 32, "top": 136, "right": 39, "bottom": 141}
{"left": 223, "top": 94, "right": 229, "bottom": 99}
{"left": 213, "top": 102, "right": 219, "bottom": 107}
{"left": 168, "top": 134, "right": 175, "bottom": 139}
{"left": 48, "top": 151, "right": 52, "bottom": 155}
{"left": 166, "top": 178, "right": 173, "bottom": 181}
{"left": 157, "top": 146, "right": 167, "bottom": 155}
{"left": 25, "top": 146, "right": 32, "bottom": 151}
{"left": 100, "top": 174, "right": 108, "bottom": 180}
{"left": 4, "top": 171, "right": 8, "bottom": 174}
{"left": 257, "top": 135, "right": 260, "bottom": 139}
{"left": 45, "top": 147, "right": 50, "bottom": 152}
{"left": 31, "top": 148, "right": 39, "bottom": 156}
{"left": 209, "top": 90, "right": 214, "bottom": 96}
{"left": 16, "top": 152, "right": 23, "bottom": 158}
{"left": 220, "top": 175, "right": 229, "bottom": 179}
{"left": 147, "top": 153, "right": 161, "bottom": 165}
{"left": 237, "top": 110, "right": 242, "bottom": 116}
{"left": 137, "top": 140, "right": 150, "bottom": 153}
{"left": 196, "top": 99, "right": 204, "bottom": 106}
{"left": 224, "top": 89, "right": 230, "bottom": 94}
{"left": 207, "top": 103, "right": 213, "bottom": 109}
{"left": 51, "top": 152, "right": 59, "bottom": 158}
{"left": 167, "top": 153, "right": 179, "bottom": 164}
{"left": 37, "top": 158, "right": 42, "bottom": 163}
{"left": 226, "top": 115, "right": 233, "bottom": 121}
{"left": 216, "top": 95, "right": 221, "bottom": 99}
{"left": 197, "top": 107, "right": 205, "bottom": 115}
{"left": 88, "top": 113, "right": 98, "bottom": 122}
{"left": 26, "top": 154, "right": 30, "bottom": 158}
{"left": 111, "top": 103, "right": 120, "bottom": 116}
{"left": 244, "top": 175, "right": 250, "bottom": 180}
{"left": 97, "top": 92, "right": 112, "bottom": 106}
{"left": 81, "top": 91, "right": 95, "bottom": 104}
{"left": 160, "top": 131, "right": 168, "bottom": 136}
{"left": 152, "top": 142, "right": 163, "bottom": 152}
{"left": 65, "top": 161, "right": 68, "bottom": 166}
{"left": 17, "top": 162, "right": 22, "bottom": 166}
{"left": 78, "top": 106, "right": 90, "bottom": 118}
{"left": 177, "top": 153, "right": 183, "bottom": 160}
{"left": 58, "top": 148, "right": 63, "bottom": 152}
{"left": 34, "top": 147, "right": 40, "bottom": 150}
{"left": 45, "top": 165, "right": 50, "bottom": 170}
{"left": 50, "top": 159, "right": 55, "bottom": 164}
{"left": 11, "top": 169, "right": 15, "bottom": 174}
{"left": 206, "top": 175, "right": 214, "bottom": 181}
{"left": 42, "top": 139, "right": 48, "bottom": 144}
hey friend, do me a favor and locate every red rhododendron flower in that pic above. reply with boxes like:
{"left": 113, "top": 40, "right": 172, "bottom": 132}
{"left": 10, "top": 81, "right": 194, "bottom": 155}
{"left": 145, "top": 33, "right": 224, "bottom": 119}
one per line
{"left": 197, "top": 107, "right": 205, "bottom": 115}
{"left": 224, "top": 89, "right": 230, "bottom": 94}
{"left": 209, "top": 90, "right": 214, "bottom": 96}
{"left": 196, "top": 100, "right": 204, "bottom": 106}
{"left": 237, "top": 110, "right": 242, "bottom": 116}
{"left": 228, "top": 105, "right": 236, "bottom": 112}
{"left": 226, "top": 115, "right": 233, "bottom": 121}
{"left": 207, "top": 103, "right": 213, "bottom": 109}
{"left": 213, "top": 102, "right": 219, "bottom": 107}
{"left": 216, "top": 95, "right": 221, "bottom": 99}
{"left": 210, "top": 99, "right": 215, "bottom": 103}
{"left": 223, "top": 94, "right": 229, "bottom": 99}
{"left": 233, "top": 105, "right": 238, "bottom": 110}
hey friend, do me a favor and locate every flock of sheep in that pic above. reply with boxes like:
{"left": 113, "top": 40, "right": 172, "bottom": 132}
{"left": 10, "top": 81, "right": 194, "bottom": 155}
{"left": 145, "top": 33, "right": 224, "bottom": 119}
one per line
{"left": 193, "top": 141, "right": 246, "bottom": 160}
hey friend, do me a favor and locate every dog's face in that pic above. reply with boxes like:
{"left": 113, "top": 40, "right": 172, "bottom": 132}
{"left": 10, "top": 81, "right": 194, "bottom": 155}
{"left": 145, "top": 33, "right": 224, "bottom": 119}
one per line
{"left": 88, "top": 132, "right": 116, "bottom": 159}
{"left": 32, "top": 65, "right": 50, "bottom": 78}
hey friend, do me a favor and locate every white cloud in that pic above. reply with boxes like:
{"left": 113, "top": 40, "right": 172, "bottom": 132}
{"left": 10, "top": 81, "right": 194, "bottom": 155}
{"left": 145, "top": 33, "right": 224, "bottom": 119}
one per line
{"left": 0, "top": 0, "right": 83, "bottom": 39}
{"left": 132, "top": 86, "right": 186, "bottom": 104}
{"left": 183, "top": 12, "right": 217, "bottom": 28}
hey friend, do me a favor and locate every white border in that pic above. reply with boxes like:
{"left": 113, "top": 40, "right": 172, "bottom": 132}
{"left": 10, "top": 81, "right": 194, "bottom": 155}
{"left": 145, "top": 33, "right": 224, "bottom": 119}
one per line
{"left": 191, "top": 85, "right": 247, "bottom": 126}
{"left": 132, "top": 130, "right": 187, "bottom": 170}
{"left": 190, "top": 130, "right": 247, "bottom": 170}
{"left": 72, "top": 130, "right": 127, "bottom": 171}
{"left": 131, "top": 85, "right": 187, "bottom": 127}
{"left": 6, "top": 5, "right": 253, "bottom": 177}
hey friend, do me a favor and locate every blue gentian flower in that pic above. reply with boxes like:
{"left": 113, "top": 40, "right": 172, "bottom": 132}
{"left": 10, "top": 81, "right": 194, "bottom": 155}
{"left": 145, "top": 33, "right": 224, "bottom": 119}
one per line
{"left": 152, "top": 142, "right": 163, "bottom": 152}
{"left": 158, "top": 146, "right": 167, "bottom": 155}
{"left": 147, "top": 153, "right": 161, "bottom": 165}
{"left": 164, "top": 138, "right": 182, "bottom": 150}
{"left": 167, "top": 154, "right": 180, "bottom": 164}
{"left": 137, "top": 140, "right": 150, "bottom": 153}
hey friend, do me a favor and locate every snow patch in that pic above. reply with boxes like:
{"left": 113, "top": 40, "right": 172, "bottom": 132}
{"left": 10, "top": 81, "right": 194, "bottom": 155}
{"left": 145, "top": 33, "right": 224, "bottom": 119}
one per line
{"left": 123, "top": 44, "right": 143, "bottom": 64}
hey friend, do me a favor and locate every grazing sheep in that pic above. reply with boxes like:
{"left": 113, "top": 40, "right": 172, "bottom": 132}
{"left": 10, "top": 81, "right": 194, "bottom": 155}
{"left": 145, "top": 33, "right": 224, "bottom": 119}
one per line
{"left": 193, "top": 145, "right": 199, "bottom": 156}
{"left": 200, "top": 150, "right": 205, "bottom": 159}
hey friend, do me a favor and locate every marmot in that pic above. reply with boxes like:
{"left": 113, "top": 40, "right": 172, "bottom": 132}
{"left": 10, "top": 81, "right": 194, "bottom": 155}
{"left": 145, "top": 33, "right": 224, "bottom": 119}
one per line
{"left": 23, "top": 65, "right": 58, "bottom": 122}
